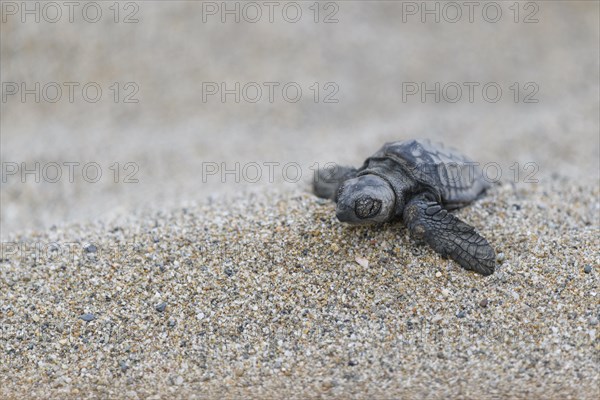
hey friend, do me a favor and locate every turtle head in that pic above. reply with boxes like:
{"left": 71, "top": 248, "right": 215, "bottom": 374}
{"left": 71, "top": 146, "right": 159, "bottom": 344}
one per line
{"left": 335, "top": 175, "right": 397, "bottom": 225}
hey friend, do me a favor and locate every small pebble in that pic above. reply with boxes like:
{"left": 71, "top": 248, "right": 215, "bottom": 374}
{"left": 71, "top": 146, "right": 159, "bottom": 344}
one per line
{"left": 496, "top": 253, "right": 505, "bottom": 263}
{"left": 84, "top": 244, "right": 97, "bottom": 253}
{"left": 119, "top": 361, "right": 129, "bottom": 372}
{"left": 583, "top": 265, "right": 592, "bottom": 274}
{"left": 355, "top": 256, "right": 369, "bottom": 268}
{"left": 457, "top": 311, "right": 466, "bottom": 318}
{"left": 155, "top": 302, "right": 167, "bottom": 313}
{"left": 321, "top": 380, "right": 334, "bottom": 391}
{"left": 479, "top": 299, "right": 489, "bottom": 308}
{"left": 80, "top": 313, "right": 96, "bottom": 322}
{"left": 435, "top": 271, "right": 442, "bottom": 278}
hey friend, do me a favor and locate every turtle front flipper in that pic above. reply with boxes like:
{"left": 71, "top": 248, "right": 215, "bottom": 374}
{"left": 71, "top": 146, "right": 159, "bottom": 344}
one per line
{"left": 402, "top": 194, "right": 496, "bottom": 276}
{"left": 313, "top": 165, "right": 357, "bottom": 201}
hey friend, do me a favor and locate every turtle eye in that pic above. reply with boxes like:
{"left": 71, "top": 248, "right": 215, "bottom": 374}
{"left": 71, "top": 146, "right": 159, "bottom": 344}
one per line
{"left": 355, "top": 196, "right": 382, "bottom": 219}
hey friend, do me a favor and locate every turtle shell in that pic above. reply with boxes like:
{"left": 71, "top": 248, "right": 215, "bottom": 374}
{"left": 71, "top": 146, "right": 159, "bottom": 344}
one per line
{"left": 363, "top": 139, "right": 490, "bottom": 206}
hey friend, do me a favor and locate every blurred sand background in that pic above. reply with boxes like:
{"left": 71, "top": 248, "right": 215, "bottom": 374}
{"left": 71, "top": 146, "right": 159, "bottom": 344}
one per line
{"left": 1, "top": 0, "right": 598, "bottom": 236}
{"left": 1, "top": 1, "right": 599, "bottom": 399}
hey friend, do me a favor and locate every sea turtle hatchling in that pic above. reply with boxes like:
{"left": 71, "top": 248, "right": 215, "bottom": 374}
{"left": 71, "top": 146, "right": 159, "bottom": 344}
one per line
{"left": 313, "top": 139, "right": 496, "bottom": 276}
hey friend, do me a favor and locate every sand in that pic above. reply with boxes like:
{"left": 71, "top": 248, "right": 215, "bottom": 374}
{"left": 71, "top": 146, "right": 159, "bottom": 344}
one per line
{"left": 1, "top": 179, "right": 598, "bottom": 399}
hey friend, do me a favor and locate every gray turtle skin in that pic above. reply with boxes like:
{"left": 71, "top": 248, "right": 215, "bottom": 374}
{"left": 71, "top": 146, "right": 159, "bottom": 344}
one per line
{"left": 314, "top": 139, "right": 495, "bottom": 276}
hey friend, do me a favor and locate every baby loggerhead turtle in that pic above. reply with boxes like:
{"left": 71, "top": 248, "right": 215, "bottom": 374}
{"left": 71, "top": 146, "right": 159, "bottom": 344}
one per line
{"left": 314, "top": 139, "right": 496, "bottom": 276}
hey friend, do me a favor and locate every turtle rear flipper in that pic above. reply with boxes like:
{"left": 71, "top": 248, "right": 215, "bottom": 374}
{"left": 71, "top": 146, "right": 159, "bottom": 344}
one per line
{"left": 313, "top": 165, "right": 357, "bottom": 201}
{"left": 402, "top": 194, "right": 496, "bottom": 276}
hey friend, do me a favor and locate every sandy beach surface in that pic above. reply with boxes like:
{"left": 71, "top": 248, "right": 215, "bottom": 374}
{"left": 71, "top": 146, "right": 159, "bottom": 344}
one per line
{"left": 1, "top": 1, "right": 599, "bottom": 398}
{"left": 1, "top": 180, "right": 599, "bottom": 399}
